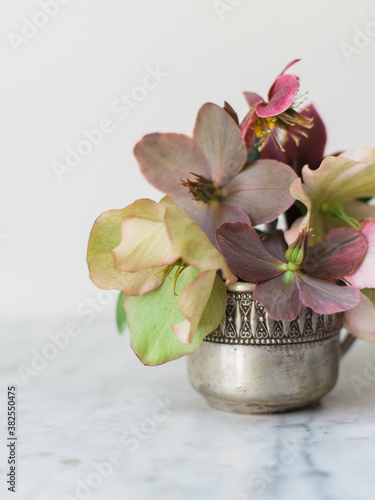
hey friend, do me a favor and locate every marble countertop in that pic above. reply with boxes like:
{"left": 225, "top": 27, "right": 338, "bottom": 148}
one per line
{"left": 1, "top": 319, "right": 375, "bottom": 500}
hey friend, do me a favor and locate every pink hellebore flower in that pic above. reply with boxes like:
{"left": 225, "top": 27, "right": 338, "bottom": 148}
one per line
{"left": 216, "top": 223, "right": 366, "bottom": 321}
{"left": 134, "top": 102, "right": 297, "bottom": 245}
{"left": 241, "top": 60, "right": 313, "bottom": 152}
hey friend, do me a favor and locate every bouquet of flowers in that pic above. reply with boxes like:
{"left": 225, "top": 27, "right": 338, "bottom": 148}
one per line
{"left": 87, "top": 60, "right": 375, "bottom": 366}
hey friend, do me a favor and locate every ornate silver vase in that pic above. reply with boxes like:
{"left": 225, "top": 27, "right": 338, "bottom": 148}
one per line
{"left": 187, "top": 282, "right": 354, "bottom": 414}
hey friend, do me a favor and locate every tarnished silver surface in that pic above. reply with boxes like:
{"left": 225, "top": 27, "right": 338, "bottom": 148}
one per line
{"left": 187, "top": 282, "right": 344, "bottom": 414}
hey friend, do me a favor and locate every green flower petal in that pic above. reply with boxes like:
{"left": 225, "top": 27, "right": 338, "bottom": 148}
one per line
{"left": 87, "top": 200, "right": 165, "bottom": 295}
{"left": 124, "top": 267, "right": 227, "bottom": 365}
{"left": 161, "top": 196, "right": 237, "bottom": 285}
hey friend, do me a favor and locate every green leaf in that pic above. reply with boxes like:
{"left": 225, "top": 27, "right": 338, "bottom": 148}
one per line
{"left": 116, "top": 292, "right": 127, "bottom": 334}
{"left": 123, "top": 267, "right": 227, "bottom": 365}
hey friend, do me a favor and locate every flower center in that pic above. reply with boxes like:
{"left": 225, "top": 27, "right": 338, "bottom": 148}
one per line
{"left": 181, "top": 173, "right": 220, "bottom": 204}
{"left": 161, "top": 258, "right": 189, "bottom": 294}
{"left": 254, "top": 93, "right": 314, "bottom": 151}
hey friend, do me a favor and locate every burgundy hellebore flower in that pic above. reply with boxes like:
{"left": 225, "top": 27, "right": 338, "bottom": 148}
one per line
{"left": 241, "top": 60, "right": 314, "bottom": 152}
{"left": 216, "top": 223, "right": 366, "bottom": 321}
{"left": 135, "top": 102, "right": 297, "bottom": 245}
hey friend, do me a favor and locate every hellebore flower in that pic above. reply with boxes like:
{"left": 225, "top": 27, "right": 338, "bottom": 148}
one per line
{"left": 344, "top": 289, "right": 375, "bottom": 342}
{"left": 216, "top": 223, "right": 366, "bottom": 321}
{"left": 288, "top": 151, "right": 375, "bottom": 244}
{"left": 241, "top": 60, "right": 313, "bottom": 152}
{"left": 261, "top": 104, "right": 327, "bottom": 175}
{"left": 134, "top": 102, "right": 298, "bottom": 245}
{"left": 87, "top": 195, "right": 237, "bottom": 365}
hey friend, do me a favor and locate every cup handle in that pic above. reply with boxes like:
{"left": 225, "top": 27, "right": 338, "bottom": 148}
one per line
{"left": 339, "top": 333, "right": 356, "bottom": 359}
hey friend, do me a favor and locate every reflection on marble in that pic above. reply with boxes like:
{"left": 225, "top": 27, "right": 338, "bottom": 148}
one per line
{"left": 0, "top": 320, "right": 375, "bottom": 500}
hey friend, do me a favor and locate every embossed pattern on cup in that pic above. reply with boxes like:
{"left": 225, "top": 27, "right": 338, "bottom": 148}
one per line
{"left": 187, "top": 283, "right": 343, "bottom": 414}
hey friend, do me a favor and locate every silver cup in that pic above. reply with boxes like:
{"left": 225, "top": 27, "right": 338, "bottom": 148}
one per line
{"left": 187, "top": 282, "right": 354, "bottom": 414}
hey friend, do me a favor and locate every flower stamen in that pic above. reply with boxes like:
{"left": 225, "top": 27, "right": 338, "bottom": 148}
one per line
{"left": 181, "top": 173, "right": 220, "bottom": 204}
{"left": 160, "top": 258, "right": 189, "bottom": 294}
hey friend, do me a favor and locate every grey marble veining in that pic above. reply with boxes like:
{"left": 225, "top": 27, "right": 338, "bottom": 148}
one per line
{"left": 1, "top": 320, "right": 375, "bottom": 500}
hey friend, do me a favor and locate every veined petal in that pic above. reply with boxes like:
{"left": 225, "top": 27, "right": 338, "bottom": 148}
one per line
{"left": 193, "top": 103, "right": 247, "bottom": 187}
{"left": 174, "top": 196, "right": 251, "bottom": 248}
{"left": 262, "top": 230, "right": 288, "bottom": 262}
{"left": 172, "top": 270, "right": 217, "bottom": 344}
{"left": 161, "top": 196, "right": 237, "bottom": 285}
{"left": 124, "top": 267, "right": 227, "bottom": 365}
{"left": 345, "top": 219, "right": 375, "bottom": 288}
{"left": 344, "top": 291, "right": 375, "bottom": 342}
{"left": 302, "top": 228, "right": 367, "bottom": 279}
{"left": 112, "top": 217, "right": 179, "bottom": 272}
{"left": 296, "top": 273, "right": 361, "bottom": 314}
{"left": 301, "top": 156, "right": 358, "bottom": 199}
{"left": 256, "top": 74, "right": 300, "bottom": 118}
{"left": 342, "top": 200, "right": 375, "bottom": 220}
{"left": 87, "top": 201, "right": 166, "bottom": 295}
{"left": 253, "top": 273, "right": 301, "bottom": 321}
{"left": 216, "top": 223, "right": 286, "bottom": 282}
{"left": 223, "top": 160, "right": 298, "bottom": 225}
{"left": 134, "top": 133, "right": 211, "bottom": 197}
{"left": 328, "top": 157, "right": 375, "bottom": 201}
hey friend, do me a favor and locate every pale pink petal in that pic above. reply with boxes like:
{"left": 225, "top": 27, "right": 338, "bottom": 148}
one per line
{"left": 284, "top": 216, "right": 306, "bottom": 245}
{"left": 193, "top": 103, "right": 247, "bottom": 186}
{"left": 344, "top": 293, "right": 375, "bottom": 342}
{"left": 112, "top": 217, "right": 179, "bottom": 272}
{"left": 174, "top": 196, "right": 250, "bottom": 248}
{"left": 339, "top": 147, "right": 375, "bottom": 164}
{"left": 345, "top": 219, "right": 375, "bottom": 288}
{"left": 134, "top": 133, "right": 211, "bottom": 197}
{"left": 223, "top": 160, "right": 298, "bottom": 225}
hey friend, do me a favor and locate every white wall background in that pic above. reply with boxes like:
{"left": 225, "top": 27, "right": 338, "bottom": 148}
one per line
{"left": 1, "top": 0, "right": 375, "bottom": 323}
